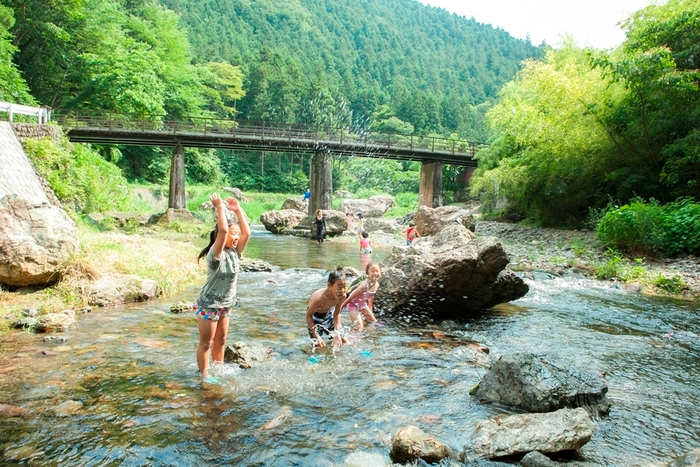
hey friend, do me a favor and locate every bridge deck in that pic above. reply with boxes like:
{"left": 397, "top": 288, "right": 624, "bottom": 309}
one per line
{"left": 54, "top": 113, "right": 480, "bottom": 167}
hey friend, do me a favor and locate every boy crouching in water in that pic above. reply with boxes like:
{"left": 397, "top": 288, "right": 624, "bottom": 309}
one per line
{"left": 306, "top": 267, "right": 349, "bottom": 350}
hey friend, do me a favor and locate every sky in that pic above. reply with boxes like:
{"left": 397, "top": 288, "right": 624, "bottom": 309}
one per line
{"left": 417, "top": 0, "right": 658, "bottom": 49}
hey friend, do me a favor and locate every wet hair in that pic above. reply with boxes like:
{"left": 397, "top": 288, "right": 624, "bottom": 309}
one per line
{"left": 409, "top": 222, "right": 415, "bottom": 227}
{"left": 197, "top": 221, "right": 236, "bottom": 262}
{"left": 361, "top": 231, "right": 369, "bottom": 238}
{"left": 327, "top": 266, "right": 347, "bottom": 285}
{"left": 365, "top": 262, "right": 380, "bottom": 274}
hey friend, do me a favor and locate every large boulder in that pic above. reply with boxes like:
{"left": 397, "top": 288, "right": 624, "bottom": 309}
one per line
{"left": 0, "top": 195, "right": 79, "bottom": 286}
{"left": 338, "top": 195, "right": 395, "bottom": 218}
{"left": 221, "top": 187, "right": 248, "bottom": 202}
{"left": 260, "top": 209, "right": 307, "bottom": 233}
{"left": 471, "top": 353, "right": 610, "bottom": 416}
{"left": 413, "top": 205, "right": 476, "bottom": 234}
{"left": 375, "top": 224, "right": 528, "bottom": 317}
{"left": 295, "top": 209, "right": 349, "bottom": 236}
{"left": 363, "top": 217, "right": 399, "bottom": 233}
{"left": 281, "top": 198, "right": 307, "bottom": 212}
{"left": 467, "top": 408, "right": 594, "bottom": 460}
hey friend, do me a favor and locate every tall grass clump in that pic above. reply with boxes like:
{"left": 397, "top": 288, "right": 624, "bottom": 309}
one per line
{"left": 596, "top": 198, "right": 700, "bottom": 257}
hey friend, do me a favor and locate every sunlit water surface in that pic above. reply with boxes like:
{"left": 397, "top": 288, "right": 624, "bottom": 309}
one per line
{"left": 1, "top": 227, "right": 699, "bottom": 466}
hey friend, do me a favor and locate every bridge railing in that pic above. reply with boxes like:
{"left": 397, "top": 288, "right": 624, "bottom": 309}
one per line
{"left": 52, "top": 111, "right": 482, "bottom": 156}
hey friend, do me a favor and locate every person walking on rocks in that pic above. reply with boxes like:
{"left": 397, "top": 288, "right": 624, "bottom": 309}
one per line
{"left": 194, "top": 193, "right": 250, "bottom": 384}
{"left": 405, "top": 222, "right": 420, "bottom": 245}
{"left": 314, "top": 209, "right": 327, "bottom": 243}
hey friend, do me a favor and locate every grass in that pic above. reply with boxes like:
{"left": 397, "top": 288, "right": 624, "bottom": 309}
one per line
{"left": 0, "top": 218, "right": 206, "bottom": 337}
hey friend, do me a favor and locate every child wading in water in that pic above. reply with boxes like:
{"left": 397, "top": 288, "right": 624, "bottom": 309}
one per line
{"left": 195, "top": 193, "right": 250, "bottom": 383}
{"left": 341, "top": 262, "right": 381, "bottom": 331}
{"left": 306, "top": 267, "right": 349, "bottom": 350}
{"left": 359, "top": 231, "right": 372, "bottom": 254}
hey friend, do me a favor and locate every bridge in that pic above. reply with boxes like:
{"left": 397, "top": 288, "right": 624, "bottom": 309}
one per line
{"left": 51, "top": 111, "right": 482, "bottom": 216}
{"left": 52, "top": 112, "right": 480, "bottom": 166}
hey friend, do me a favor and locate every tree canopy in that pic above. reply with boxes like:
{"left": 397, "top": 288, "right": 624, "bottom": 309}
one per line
{"left": 471, "top": 0, "right": 700, "bottom": 226}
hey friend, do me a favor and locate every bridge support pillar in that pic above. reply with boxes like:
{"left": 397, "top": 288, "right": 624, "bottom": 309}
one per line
{"left": 169, "top": 143, "right": 186, "bottom": 209}
{"left": 419, "top": 161, "right": 443, "bottom": 208}
{"left": 308, "top": 150, "right": 333, "bottom": 237}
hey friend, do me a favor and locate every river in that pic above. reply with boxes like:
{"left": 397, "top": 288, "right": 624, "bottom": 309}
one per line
{"left": 1, "top": 226, "right": 699, "bottom": 466}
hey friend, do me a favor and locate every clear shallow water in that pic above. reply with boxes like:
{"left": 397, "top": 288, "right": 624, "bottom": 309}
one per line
{"left": 1, "top": 228, "right": 699, "bottom": 466}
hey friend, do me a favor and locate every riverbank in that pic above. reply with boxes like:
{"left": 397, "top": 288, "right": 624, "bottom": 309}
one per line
{"left": 341, "top": 219, "right": 700, "bottom": 300}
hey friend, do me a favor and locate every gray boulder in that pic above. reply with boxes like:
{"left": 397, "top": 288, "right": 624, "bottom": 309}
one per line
{"left": 0, "top": 195, "right": 79, "bottom": 286}
{"left": 338, "top": 195, "right": 395, "bottom": 218}
{"left": 413, "top": 205, "right": 476, "bottom": 235}
{"left": 295, "top": 209, "right": 349, "bottom": 236}
{"left": 260, "top": 209, "right": 307, "bottom": 233}
{"left": 375, "top": 224, "right": 528, "bottom": 317}
{"left": 363, "top": 217, "right": 399, "bottom": 233}
{"left": 468, "top": 408, "right": 594, "bottom": 460}
{"left": 221, "top": 187, "right": 248, "bottom": 202}
{"left": 281, "top": 197, "right": 307, "bottom": 212}
{"left": 471, "top": 353, "right": 610, "bottom": 416}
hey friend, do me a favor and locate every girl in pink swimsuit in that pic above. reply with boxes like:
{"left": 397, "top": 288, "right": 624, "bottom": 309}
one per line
{"left": 341, "top": 262, "right": 381, "bottom": 331}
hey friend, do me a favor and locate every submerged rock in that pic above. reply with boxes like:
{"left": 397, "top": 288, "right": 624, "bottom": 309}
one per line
{"left": 224, "top": 341, "right": 273, "bottom": 369}
{"left": 390, "top": 425, "right": 449, "bottom": 463}
{"left": 467, "top": 408, "right": 594, "bottom": 460}
{"left": 471, "top": 353, "right": 610, "bottom": 416}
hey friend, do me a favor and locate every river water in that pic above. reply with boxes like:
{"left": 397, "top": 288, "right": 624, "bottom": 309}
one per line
{"left": 1, "top": 227, "right": 699, "bottom": 466}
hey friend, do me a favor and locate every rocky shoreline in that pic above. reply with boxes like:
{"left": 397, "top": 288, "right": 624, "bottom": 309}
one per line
{"left": 341, "top": 219, "right": 700, "bottom": 300}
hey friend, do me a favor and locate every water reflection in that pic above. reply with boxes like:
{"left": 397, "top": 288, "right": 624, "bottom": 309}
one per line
{"left": 0, "top": 229, "right": 699, "bottom": 465}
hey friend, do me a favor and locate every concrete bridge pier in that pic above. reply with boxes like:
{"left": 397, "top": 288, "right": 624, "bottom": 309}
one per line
{"left": 308, "top": 149, "right": 333, "bottom": 237}
{"left": 168, "top": 143, "right": 186, "bottom": 209}
{"left": 419, "top": 161, "right": 443, "bottom": 208}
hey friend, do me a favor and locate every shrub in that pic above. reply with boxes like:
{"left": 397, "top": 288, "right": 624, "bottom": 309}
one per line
{"left": 595, "top": 199, "right": 664, "bottom": 256}
{"left": 23, "top": 137, "right": 130, "bottom": 213}
{"left": 659, "top": 198, "right": 700, "bottom": 256}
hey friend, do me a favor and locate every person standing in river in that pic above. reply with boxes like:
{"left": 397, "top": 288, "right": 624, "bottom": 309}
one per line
{"left": 314, "top": 209, "right": 327, "bottom": 243}
{"left": 194, "top": 193, "right": 250, "bottom": 383}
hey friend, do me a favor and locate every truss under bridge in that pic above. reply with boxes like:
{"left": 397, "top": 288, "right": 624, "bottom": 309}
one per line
{"left": 53, "top": 112, "right": 480, "bottom": 167}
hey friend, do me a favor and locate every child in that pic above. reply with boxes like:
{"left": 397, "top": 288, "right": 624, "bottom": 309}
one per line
{"left": 356, "top": 212, "right": 365, "bottom": 234}
{"left": 306, "top": 267, "right": 349, "bottom": 349}
{"left": 194, "top": 193, "right": 250, "bottom": 383}
{"left": 341, "top": 262, "right": 381, "bottom": 331}
{"left": 314, "top": 209, "right": 327, "bottom": 243}
{"left": 405, "top": 222, "right": 420, "bottom": 245}
{"left": 359, "top": 231, "right": 372, "bottom": 254}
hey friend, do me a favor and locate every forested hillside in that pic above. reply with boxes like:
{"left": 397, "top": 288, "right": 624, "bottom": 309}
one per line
{"left": 160, "top": 0, "right": 541, "bottom": 138}
{"left": 0, "top": 0, "right": 540, "bottom": 192}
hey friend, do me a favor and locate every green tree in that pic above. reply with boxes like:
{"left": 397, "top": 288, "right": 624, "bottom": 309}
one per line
{"left": 472, "top": 44, "right": 621, "bottom": 225}
{"left": 0, "top": 4, "right": 33, "bottom": 103}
